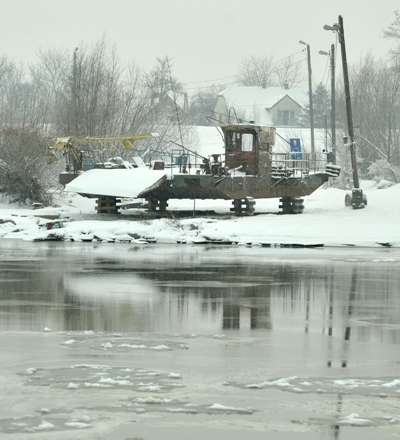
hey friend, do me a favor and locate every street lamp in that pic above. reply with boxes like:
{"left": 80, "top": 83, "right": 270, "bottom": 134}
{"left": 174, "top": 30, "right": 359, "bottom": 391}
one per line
{"left": 319, "top": 45, "right": 336, "bottom": 165}
{"left": 299, "top": 40, "right": 315, "bottom": 161}
{"left": 324, "top": 16, "right": 364, "bottom": 209}
{"left": 73, "top": 47, "right": 79, "bottom": 134}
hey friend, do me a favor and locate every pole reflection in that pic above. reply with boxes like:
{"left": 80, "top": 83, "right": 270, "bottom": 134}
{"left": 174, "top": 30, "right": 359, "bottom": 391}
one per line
{"left": 0, "top": 243, "right": 400, "bottom": 348}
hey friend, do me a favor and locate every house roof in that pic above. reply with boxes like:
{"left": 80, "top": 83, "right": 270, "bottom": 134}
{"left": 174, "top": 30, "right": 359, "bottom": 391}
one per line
{"left": 215, "top": 85, "right": 308, "bottom": 126}
{"left": 218, "top": 85, "right": 308, "bottom": 109}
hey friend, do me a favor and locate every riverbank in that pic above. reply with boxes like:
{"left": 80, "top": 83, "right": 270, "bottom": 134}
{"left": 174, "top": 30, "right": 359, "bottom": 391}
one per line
{"left": 0, "top": 180, "right": 399, "bottom": 247}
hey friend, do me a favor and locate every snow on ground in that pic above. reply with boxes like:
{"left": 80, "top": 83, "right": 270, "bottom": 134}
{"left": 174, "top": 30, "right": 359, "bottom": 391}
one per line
{"left": 0, "top": 180, "right": 399, "bottom": 248}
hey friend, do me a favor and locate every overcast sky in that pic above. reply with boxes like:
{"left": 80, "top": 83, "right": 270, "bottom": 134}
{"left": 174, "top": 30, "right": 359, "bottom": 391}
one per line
{"left": 1, "top": 0, "right": 398, "bottom": 92}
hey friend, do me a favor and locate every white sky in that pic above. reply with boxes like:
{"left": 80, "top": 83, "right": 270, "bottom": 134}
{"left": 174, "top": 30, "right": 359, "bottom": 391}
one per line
{"left": 1, "top": 0, "right": 398, "bottom": 92}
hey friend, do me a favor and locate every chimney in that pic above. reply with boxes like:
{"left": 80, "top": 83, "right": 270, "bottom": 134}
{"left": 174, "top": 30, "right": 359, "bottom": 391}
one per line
{"left": 261, "top": 79, "right": 266, "bottom": 89}
{"left": 284, "top": 81, "right": 289, "bottom": 90}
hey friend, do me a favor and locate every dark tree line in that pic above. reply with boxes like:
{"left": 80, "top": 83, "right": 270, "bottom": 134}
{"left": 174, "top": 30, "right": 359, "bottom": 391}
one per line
{"left": 0, "top": 39, "right": 194, "bottom": 204}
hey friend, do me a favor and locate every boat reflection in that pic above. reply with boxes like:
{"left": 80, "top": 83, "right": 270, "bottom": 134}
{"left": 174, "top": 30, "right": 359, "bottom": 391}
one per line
{"left": 0, "top": 243, "right": 400, "bottom": 347}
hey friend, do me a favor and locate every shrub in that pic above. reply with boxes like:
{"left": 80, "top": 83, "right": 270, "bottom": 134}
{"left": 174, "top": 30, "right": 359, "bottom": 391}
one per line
{"left": 0, "top": 126, "right": 54, "bottom": 205}
{"left": 367, "top": 159, "right": 400, "bottom": 184}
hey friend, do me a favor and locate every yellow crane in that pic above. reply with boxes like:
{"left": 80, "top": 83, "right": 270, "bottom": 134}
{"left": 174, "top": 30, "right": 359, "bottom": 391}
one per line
{"left": 46, "top": 133, "right": 159, "bottom": 184}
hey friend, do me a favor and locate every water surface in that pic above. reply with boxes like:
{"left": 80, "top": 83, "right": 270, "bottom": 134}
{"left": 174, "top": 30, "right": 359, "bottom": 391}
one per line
{"left": 0, "top": 240, "right": 399, "bottom": 439}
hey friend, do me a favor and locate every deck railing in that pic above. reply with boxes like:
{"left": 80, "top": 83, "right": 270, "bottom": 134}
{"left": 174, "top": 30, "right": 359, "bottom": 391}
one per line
{"left": 270, "top": 152, "right": 329, "bottom": 178}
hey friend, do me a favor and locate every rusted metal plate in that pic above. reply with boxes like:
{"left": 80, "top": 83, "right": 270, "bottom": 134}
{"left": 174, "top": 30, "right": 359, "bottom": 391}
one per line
{"left": 138, "top": 172, "right": 328, "bottom": 202}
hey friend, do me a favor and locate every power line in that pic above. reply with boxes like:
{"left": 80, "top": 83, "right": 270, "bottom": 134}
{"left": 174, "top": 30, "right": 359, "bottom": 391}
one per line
{"left": 182, "top": 49, "right": 307, "bottom": 88}
{"left": 184, "top": 80, "right": 240, "bottom": 91}
{"left": 271, "top": 49, "right": 305, "bottom": 66}
{"left": 183, "top": 74, "right": 237, "bottom": 85}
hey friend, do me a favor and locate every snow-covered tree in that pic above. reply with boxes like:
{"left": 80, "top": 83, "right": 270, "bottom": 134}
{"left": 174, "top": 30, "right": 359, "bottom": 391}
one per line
{"left": 0, "top": 126, "right": 53, "bottom": 205}
{"left": 368, "top": 159, "right": 400, "bottom": 184}
{"left": 298, "top": 83, "right": 330, "bottom": 128}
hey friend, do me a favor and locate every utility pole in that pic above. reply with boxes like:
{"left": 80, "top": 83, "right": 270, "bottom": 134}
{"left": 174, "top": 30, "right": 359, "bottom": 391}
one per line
{"left": 73, "top": 47, "right": 79, "bottom": 135}
{"left": 330, "top": 44, "right": 336, "bottom": 165}
{"left": 319, "top": 46, "right": 336, "bottom": 164}
{"left": 299, "top": 40, "right": 315, "bottom": 161}
{"left": 306, "top": 43, "right": 315, "bottom": 161}
{"left": 337, "top": 16, "right": 360, "bottom": 189}
{"left": 324, "top": 16, "right": 365, "bottom": 209}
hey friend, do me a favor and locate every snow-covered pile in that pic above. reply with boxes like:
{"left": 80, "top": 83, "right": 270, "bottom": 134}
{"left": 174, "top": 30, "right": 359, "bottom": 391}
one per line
{"left": 0, "top": 180, "right": 399, "bottom": 248}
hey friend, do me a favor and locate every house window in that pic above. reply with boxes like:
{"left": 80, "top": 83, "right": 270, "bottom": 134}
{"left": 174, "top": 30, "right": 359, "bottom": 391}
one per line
{"left": 278, "top": 110, "right": 295, "bottom": 126}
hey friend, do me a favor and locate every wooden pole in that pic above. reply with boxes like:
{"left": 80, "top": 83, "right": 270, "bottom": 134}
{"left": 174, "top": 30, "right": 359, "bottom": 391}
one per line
{"left": 306, "top": 44, "right": 315, "bottom": 160}
{"left": 338, "top": 15, "right": 360, "bottom": 189}
{"left": 330, "top": 44, "right": 336, "bottom": 165}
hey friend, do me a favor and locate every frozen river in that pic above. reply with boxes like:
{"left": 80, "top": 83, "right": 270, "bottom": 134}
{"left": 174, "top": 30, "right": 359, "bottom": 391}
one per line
{"left": 1, "top": 240, "right": 400, "bottom": 439}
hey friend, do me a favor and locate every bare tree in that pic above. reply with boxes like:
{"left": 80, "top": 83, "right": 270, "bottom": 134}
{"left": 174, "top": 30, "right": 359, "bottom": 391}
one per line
{"left": 236, "top": 55, "right": 276, "bottom": 87}
{"left": 189, "top": 85, "right": 222, "bottom": 125}
{"left": 0, "top": 37, "right": 199, "bottom": 203}
{"left": 29, "top": 48, "right": 70, "bottom": 127}
{"left": 335, "top": 53, "right": 400, "bottom": 168}
{"left": 383, "top": 10, "right": 400, "bottom": 57}
{"left": 51, "top": 35, "right": 126, "bottom": 137}
{"left": 117, "top": 62, "right": 153, "bottom": 134}
{"left": 144, "top": 56, "right": 184, "bottom": 105}
{"left": 274, "top": 55, "right": 305, "bottom": 88}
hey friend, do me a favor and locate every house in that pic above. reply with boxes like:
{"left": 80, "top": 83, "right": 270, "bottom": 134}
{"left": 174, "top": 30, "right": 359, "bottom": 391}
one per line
{"left": 213, "top": 84, "right": 307, "bottom": 127}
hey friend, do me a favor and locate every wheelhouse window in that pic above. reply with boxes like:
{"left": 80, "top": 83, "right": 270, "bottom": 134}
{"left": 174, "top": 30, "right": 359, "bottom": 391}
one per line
{"left": 241, "top": 133, "right": 254, "bottom": 151}
{"left": 226, "top": 131, "right": 254, "bottom": 152}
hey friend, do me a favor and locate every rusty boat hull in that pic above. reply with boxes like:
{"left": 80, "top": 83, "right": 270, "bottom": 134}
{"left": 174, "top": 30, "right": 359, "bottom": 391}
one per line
{"left": 137, "top": 172, "right": 329, "bottom": 201}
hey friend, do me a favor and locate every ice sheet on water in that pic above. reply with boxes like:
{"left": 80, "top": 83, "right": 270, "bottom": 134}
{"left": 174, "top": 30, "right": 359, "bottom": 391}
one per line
{"left": 59, "top": 331, "right": 186, "bottom": 352}
{"left": 0, "top": 414, "right": 93, "bottom": 434}
{"left": 122, "top": 398, "right": 254, "bottom": 415}
{"left": 150, "top": 344, "right": 170, "bottom": 350}
{"left": 18, "top": 364, "right": 184, "bottom": 393}
{"left": 31, "top": 420, "right": 55, "bottom": 431}
{"left": 381, "top": 379, "right": 400, "bottom": 387}
{"left": 208, "top": 403, "right": 254, "bottom": 414}
{"left": 228, "top": 376, "right": 400, "bottom": 397}
{"left": 62, "top": 339, "right": 76, "bottom": 345}
{"left": 332, "top": 257, "right": 400, "bottom": 263}
{"left": 339, "top": 413, "right": 372, "bottom": 426}
{"left": 64, "top": 421, "right": 91, "bottom": 429}
{"left": 307, "top": 413, "right": 392, "bottom": 429}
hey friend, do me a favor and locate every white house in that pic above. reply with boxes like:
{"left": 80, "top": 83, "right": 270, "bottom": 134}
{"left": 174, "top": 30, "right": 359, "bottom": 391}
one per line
{"left": 213, "top": 84, "right": 308, "bottom": 127}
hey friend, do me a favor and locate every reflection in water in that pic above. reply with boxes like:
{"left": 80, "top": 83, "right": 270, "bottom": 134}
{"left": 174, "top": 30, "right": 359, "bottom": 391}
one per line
{"left": 331, "top": 393, "right": 343, "bottom": 440}
{"left": 344, "top": 268, "right": 357, "bottom": 342}
{"left": 326, "top": 268, "right": 357, "bottom": 369}
{"left": 220, "top": 290, "right": 271, "bottom": 330}
{"left": 2, "top": 241, "right": 400, "bottom": 440}
{"left": 1, "top": 241, "right": 400, "bottom": 346}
